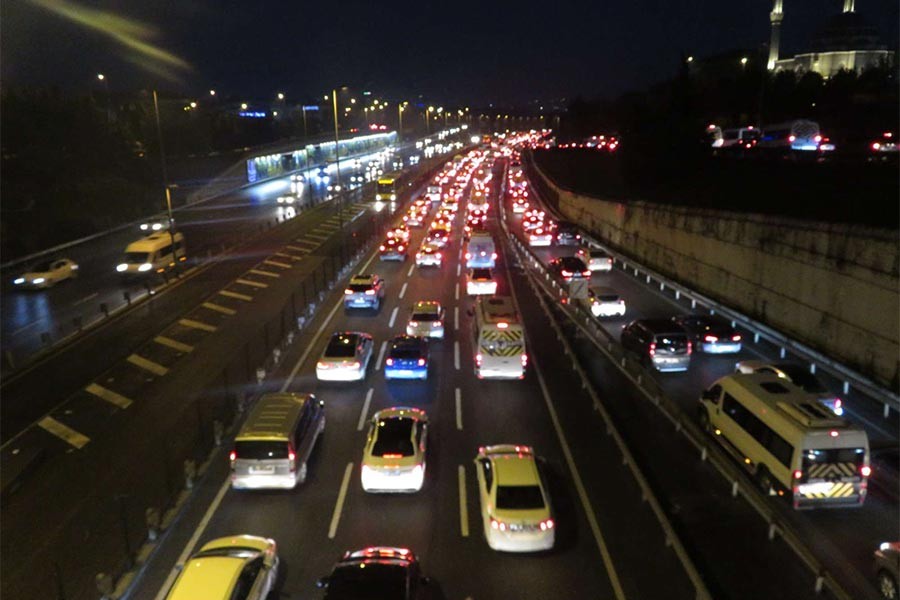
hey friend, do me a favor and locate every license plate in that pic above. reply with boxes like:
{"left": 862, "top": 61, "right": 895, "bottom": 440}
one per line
{"left": 250, "top": 465, "right": 274, "bottom": 474}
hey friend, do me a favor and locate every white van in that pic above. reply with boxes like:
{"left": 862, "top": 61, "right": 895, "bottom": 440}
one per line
{"left": 471, "top": 296, "right": 527, "bottom": 379}
{"left": 465, "top": 233, "right": 497, "bottom": 269}
{"left": 116, "top": 231, "right": 186, "bottom": 276}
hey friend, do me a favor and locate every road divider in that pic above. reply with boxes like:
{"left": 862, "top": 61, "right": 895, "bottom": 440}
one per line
{"left": 358, "top": 388, "right": 374, "bottom": 431}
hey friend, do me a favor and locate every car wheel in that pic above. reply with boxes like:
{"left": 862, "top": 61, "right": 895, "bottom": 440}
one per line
{"left": 755, "top": 466, "right": 774, "bottom": 496}
{"left": 298, "top": 462, "right": 308, "bottom": 484}
{"left": 878, "top": 569, "right": 898, "bottom": 600}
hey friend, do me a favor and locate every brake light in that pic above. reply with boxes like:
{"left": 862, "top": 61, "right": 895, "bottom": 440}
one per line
{"left": 386, "top": 358, "right": 394, "bottom": 366}
{"left": 834, "top": 399, "right": 842, "bottom": 409}
{"left": 561, "top": 269, "right": 572, "bottom": 277}
{"left": 475, "top": 353, "right": 482, "bottom": 366}
{"left": 872, "top": 142, "right": 881, "bottom": 151}
{"left": 288, "top": 449, "right": 296, "bottom": 472}
{"left": 409, "top": 321, "right": 418, "bottom": 327}
{"left": 229, "top": 450, "right": 236, "bottom": 462}
{"left": 433, "top": 321, "right": 442, "bottom": 327}
{"left": 861, "top": 465, "right": 872, "bottom": 477}
{"left": 436, "top": 252, "right": 442, "bottom": 259}
{"left": 492, "top": 253, "right": 498, "bottom": 260}
{"left": 582, "top": 270, "right": 591, "bottom": 277}
{"left": 687, "top": 341, "right": 692, "bottom": 355}
{"left": 382, "top": 453, "right": 403, "bottom": 459}
{"left": 732, "top": 334, "right": 741, "bottom": 341}
{"left": 344, "top": 289, "right": 353, "bottom": 294}
{"left": 649, "top": 342, "right": 656, "bottom": 357}
{"left": 364, "top": 289, "right": 375, "bottom": 295}
{"left": 793, "top": 470, "right": 803, "bottom": 480}
{"left": 539, "top": 518, "right": 554, "bottom": 531}
{"left": 788, "top": 135, "right": 796, "bottom": 142}
{"left": 317, "top": 361, "right": 329, "bottom": 369}
{"left": 465, "top": 252, "right": 471, "bottom": 259}
{"left": 490, "top": 518, "right": 507, "bottom": 531}
{"left": 497, "top": 322, "right": 508, "bottom": 329}
{"left": 349, "top": 361, "right": 360, "bottom": 369}
{"left": 417, "top": 358, "right": 426, "bottom": 366}
{"left": 380, "top": 245, "right": 385, "bottom": 251}
{"left": 704, "top": 335, "right": 718, "bottom": 343}
{"left": 814, "top": 135, "right": 822, "bottom": 143}
{"left": 829, "top": 430, "right": 839, "bottom": 437}
{"left": 521, "top": 353, "right": 528, "bottom": 367}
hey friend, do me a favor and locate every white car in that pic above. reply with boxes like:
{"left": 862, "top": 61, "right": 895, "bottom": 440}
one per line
{"left": 467, "top": 268, "right": 497, "bottom": 296}
{"left": 406, "top": 301, "right": 445, "bottom": 338}
{"left": 576, "top": 247, "right": 613, "bottom": 272}
{"left": 361, "top": 407, "right": 428, "bottom": 493}
{"left": 415, "top": 242, "right": 443, "bottom": 268}
{"left": 586, "top": 287, "right": 626, "bottom": 317}
{"left": 316, "top": 332, "right": 374, "bottom": 382}
{"left": 276, "top": 195, "right": 296, "bottom": 204}
{"left": 528, "top": 226, "right": 553, "bottom": 247}
{"left": 165, "top": 535, "right": 279, "bottom": 600}
{"left": 13, "top": 258, "right": 79, "bottom": 289}
{"left": 474, "top": 445, "right": 555, "bottom": 552}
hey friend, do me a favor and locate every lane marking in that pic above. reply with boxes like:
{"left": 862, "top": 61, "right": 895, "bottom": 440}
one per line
{"left": 306, "top": 232, "right": 330, "bottom": 240}
{"left": 85, "top": 383, "right": 133, "bottom": 409}
{"left": 202, "top": 301, "right": 236, "bottom": 315}
{"left": 319, "top": 223, "right": 340, "bottom": 230}
{"left": 388, "top": 306, "right": 399, "bottom": 328}
{"left": 455, "top": 388, "right": 463, "bottom": 430}
{"left": 357, "top": 388, "right": 374, "bottom": 431}
{"left": 74, "top": 292, "right": 99, "bottom": 306}
{"left": 531, "top": 353, "right": 626, "bottom": 600}
{"left": 455, "top": 282, "right": 460, "bottom": 300}
{"left": 235, "top": 278, "right": 268, "bottom": 289}
{"left": 293, "top": 239, "right": 319, "bottom": 247}
{"left": 249, "top": 268, "right": 280, "bottom": 278}
{"left": 454, "top": 341, "right": 460, "bottom": 370}
{"left": 38, "top": 416, "right": 90, "bottom": 449}
{"left": 218, "top": 289, "right": 252, "bottom": 301}
{"left": 399, "top": 282, "right": 408, "bottom": 299}
{"left": 283, "top": 246, "right": 308, "bottom": 253}
{"left": 376, "top": 341, "right": 388, "bottom": 370}
{"left": 264, "top": 259, "right": 292, "bottom": 268}
{"left": 154, "top": 336, "right": 194, "bottom": 353}
{"left": 454, "top": 306, "right": 459, "bottom": 331}
{"left": 407, "top": 264, "right": 415, "bottom": 277}
{"left": 178, "top": 318, "right": 217, "bottom": 332}
{"left": 127, "top": 354, "right": 169, "bottom": 376}
{"left": 275, "top": 251, "right": 304, "bottom": 260}
{"left": 329, "top": 462, "right": 354, "bottom": 539}
{"left": 458, "top": 465, "right": 470, "bottom": 537}
{"left": 153, "top": 479, "right": 231, "bottom": 600}
{"left": 457, "top": 263, "right": 461, "bottom": 277}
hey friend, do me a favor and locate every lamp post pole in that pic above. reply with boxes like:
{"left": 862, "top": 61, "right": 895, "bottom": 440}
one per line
{"left": 332, "top": 88, "right": 344, "bottom": 262}
{"left": 152, "top": 90, "right": 178, "bottom": 272}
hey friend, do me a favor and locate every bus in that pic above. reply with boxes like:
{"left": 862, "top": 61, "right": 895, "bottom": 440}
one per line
{"left": 759, "top": 119, "right": 821, "bottom": 152}
{"left": 699, "top": 372, "right": 870, "bottom": 509}
{"left": 471, "top": 296, "right": 527, "bottom": 379}
{"left": 375, "top": 173, "right": 401, "bottom": 202}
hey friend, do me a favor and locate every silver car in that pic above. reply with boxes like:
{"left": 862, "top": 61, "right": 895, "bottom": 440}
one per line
{"left": 406, "top": 301, "right": 445, "bottom": 339}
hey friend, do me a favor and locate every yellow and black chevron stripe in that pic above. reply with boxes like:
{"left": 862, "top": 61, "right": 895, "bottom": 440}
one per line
{"left": 800, "top": 481, "right": 858, "bottom": 499}
{"left": 481, "top": 342, "right": 524, "bottom": 357}
{"left": 807, "top": 462, "right": 856, "bottom": 479}
{"left": 481, "top": 329, "right": 523, "bottom": 343}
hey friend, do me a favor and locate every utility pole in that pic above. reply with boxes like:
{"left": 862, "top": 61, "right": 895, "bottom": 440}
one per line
{"left": 152, "top": 90, "right": 178, "bottom": 272}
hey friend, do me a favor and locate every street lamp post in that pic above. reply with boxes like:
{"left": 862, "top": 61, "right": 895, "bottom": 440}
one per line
{"left": 301, "top": 105, "right": 309, "bottom": 138}
{"left": 97, "top": 73, "right": 110, "bottom": 126}
{"left": 398, "top": 103, "right": 406, "bottom": 141}
{"left": 151, "top": 90, "right": 178, "bottom": 272}
{"left": 426, "top": 106, "right": 434, "bottom": 133}
{"left": 332, "top": 88, "right": 345, "bottom": 262}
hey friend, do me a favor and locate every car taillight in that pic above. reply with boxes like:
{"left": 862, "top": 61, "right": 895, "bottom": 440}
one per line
{"left": 379, "top": 245, "right": 385, "bottom": 251}
{"left": 288, "top": 450, "right": 296, "bottom": 471}
{"left": 398, "top": 246, "right": 405, "bottom": 252}
{"left": 861, "top": 465, "right": 872, "bottom": 477}
{"left": 732, "top": 334, "right": 741, "bottom": 341}
{"left": 582, "top": 270, "right": 591, "bottom": 277}
{"left": 409, "top": 321, "right": 419, "bottom": 327}
{"left": 317, "top": 361, "right": 329, "bottom": 369}
{"left": 539, "top": 518, "right": 554, "bottom": 531}
{"left": 490, "top": 518, "right": 507, "bottom": 531}
{"left": 433, "top": 321, "right": 442, "bottom": 327}
{"left": 788, "top": 135, "right": 796, "bottom": 142}
{"left": 436, "top": 252, "right": 441, "bottom": 259}
{"left": 561, "top": 269, "right": 571, "bottom": 277}
{"left": 364, "top": 289, "right": 375, "bottom": 295}
{"left": 344, "top": 289, "right": 353, "bottom": 294}
{"left": 648, "top": 342, "right": 656, "bottom": 357}
{"left": 793, "top": 469, "right": 803, "bottom": 480}
{"left": 491, "top": 252, "right": 498, "bottom": 260}
{"left": 417, "top": 358, "right": 426, "bottom": 366}
{"left": 475, "top": 353, "right": 482, "bottom": 366}
{"left": 704, "top": 335, "right": 718, "bottom": 343}
{"left": 521, "top": 354, "right": 528, "bottom": 367}
{"left": 386, "top": 358, "right": 394, "bottom": 366}
{"left": 465, "top": 252, "right": 471, "bottom": 259}
{"left": 834, "top": 398, "right": 842, "bottom": 409}
{"left": 814, "top": 135, "right": 822, "bottom": 143}
{"left": 687, "top": 341, "right": 692, "bottom": 355}
{"left": 229, "top": 450, "right": 236, "bottom": 462}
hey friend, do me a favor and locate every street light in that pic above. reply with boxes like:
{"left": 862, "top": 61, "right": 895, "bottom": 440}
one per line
{"left": 96, "top": 73, "right": 105, "bottom": 81}
{"left": 277, "top": 92, "right": 285, "bottom": 100}
{"left": 740, "top": 57, "right": 748, "bottom": 68}
{"left": 96, "top": 73, "right": 110, "bottom": 125}
{"left": 426, "top": 106, "right": 435, "bottom": 133}
{"left": 398, "top": 102, "right": 408, "bottom": 140}
{"left": 151, "top": 90, "right": 178, "bottom": 272}
{"left": 241, "top": 102, "right": 248, "bottom": 110}
{"left": 209, "top": 89, "right": 216, "bottom": 96}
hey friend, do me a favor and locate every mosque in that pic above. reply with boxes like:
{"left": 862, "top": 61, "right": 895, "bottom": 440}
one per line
{"left": 767, "top": 0, "right": 894, "bottom": 77}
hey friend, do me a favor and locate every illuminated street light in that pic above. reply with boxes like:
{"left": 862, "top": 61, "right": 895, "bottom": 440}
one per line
{"left": 740, "top": 57, "right": 748, "bottom": 67}
{"left": 687, "top": 56, "right": 694, "bottom": 63}
{"left": 241, "top": 102, "right": 248, "bottom": 110}
{"left": 277, "top": 92, "right": 285, "bottom": 100}
{"left": 96, "top": 73, "right": 105, "bottom": 81}
{"left": 209, "top": 89, "right": 216, "bottom": 96}
{"left": 190, "top": 101, "right": 197, "bottom": 108}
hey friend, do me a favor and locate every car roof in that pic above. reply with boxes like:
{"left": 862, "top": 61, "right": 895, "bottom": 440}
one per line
{"left": 168, "top": 556, "right": 245, "bottom": 600}
{"left": 412, "top": 301, "right": 441, "bottom": 313}
{"left": 637, "top": 319, "right": 687, "bottom": 334}
{"left": 374, "top": 407, "right": 427, "bottom": 422}
{"left": 491, "top": 452, "right": 541, "bottom": 486}
{"left": 350, "top": 274, "right": 377, "bottom": 284}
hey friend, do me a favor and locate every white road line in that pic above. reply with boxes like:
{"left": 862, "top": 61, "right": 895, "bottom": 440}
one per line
{"left": 407, "top": 263, "right": 415, "bottom": 277}
{"left": 178, "top": 318, "right": 217, "bottom": 332}
{"left": 127, "top": 354, "right": 169, "bottom": 376}
{"left": 74, "top": 292, "right": 99, "bottom": 306}
{"left": 85, "top": 383, "right": 133, "bottom": 408}
{"left": 376, "top": 340, "right": 388, "bottom": 370}
{"left": 458, "top": 465, "right": 469, "bottom": 537}
{"left": 455, "top": 282, "right": 460, "bottom": 300}
{"left": 454, "top": 341, "right": 460, "bottom": 370}
{"left": 399, "top": 282, "right": 408, "bottom": 299}
{"left": 532, "top": 351, "right": 627, "bottom": 600}
{"left": 457, "top": 263, "right": 461, "bottom": 277}
{"left": 235, "top": 278, "right": 268, "bottom": 289}
{"left": 153, "top": 479, "right": 231, "bottom": 600}
{"left": 329, "top": 463, "right": 354, "bottom": 539}
{"left": 357, "top": 388, "right": 374, "bottom": 431}
{"left": 154, "top": 335, "right": 194, "bottom": 353}
{"left": 455, "top": 388, "right": 463, "bottom": 430}
{"left": 454, "top": 306, "right": 459, "bottom": 331}
{"left": 202, "top": 301, "right": 236, "bottom": 315}
{"left": 388, "top": 306, "right": 399, "bottom": 328}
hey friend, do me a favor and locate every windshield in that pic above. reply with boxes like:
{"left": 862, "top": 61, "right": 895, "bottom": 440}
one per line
{"left": 123, "top": 252, "right": 150, "bottom": 264}
{"left": 496, "top": 485, "right": 545, "bottom": 510}
{"left": 372, "top": 418, "right": 415, "bottom": 457}
{"left": 326, "top": 563, "right": 407, "bottom": 599}
{"left": 411, "top": 312, "right": 439, "bottom": 321}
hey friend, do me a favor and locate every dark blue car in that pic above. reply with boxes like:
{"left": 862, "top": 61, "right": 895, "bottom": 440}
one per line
{"left": 385, "top": 336, "right": 429, "bottom": 380}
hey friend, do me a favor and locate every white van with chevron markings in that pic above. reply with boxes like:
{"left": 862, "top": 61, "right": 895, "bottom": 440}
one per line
{"left": 698, "top": 372, "right": 870, "bottom": 509}
{"left": 471, "top": 296, "right": 527, "bottom": 380}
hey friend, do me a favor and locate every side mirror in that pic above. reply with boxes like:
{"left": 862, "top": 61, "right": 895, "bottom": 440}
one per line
{"left": 316, "top": 577, "right": 329, "bottom": 589}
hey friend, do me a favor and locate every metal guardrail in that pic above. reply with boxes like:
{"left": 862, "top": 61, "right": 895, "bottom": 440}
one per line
{"left": 523, "top": 151, "right": 899, "bottom": 419}
{"left": 505, "top": 166, "right": 854, "bottom": 599}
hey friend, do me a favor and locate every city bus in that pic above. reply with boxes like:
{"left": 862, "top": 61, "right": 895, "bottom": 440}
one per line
{"left": 376, "top": 172, "right": 401, "bottom": 202}
{"left": 471, "top": 296, "right": 527, "bottom": 379}
{"left": 699, "top": 372, "right": 870, "bottom": 509}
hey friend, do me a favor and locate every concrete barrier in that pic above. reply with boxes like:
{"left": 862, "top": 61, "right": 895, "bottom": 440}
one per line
{"left": 529, "top": 156, "right": 900, "bottom": 390}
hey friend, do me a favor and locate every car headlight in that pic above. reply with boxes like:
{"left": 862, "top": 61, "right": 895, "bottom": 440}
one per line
{"left": 140, "top": 224, "right": 149, "bottom": 231}
{"left": 13, "top": 277, "right": 24, "bottom": 285}
{"left": 138, "top": 263, "right": 153, "bottom": 272}
{"left": 152, "top": 223, "right": 163, "bottom": 231}
{"left": 116, "top": 264, "right": 128, "bottom": 272}
{"left": 33, "top": 277, "right": 45, "bottom": 284}
{"left": 390, "top": 194, "right": 396, "bottom": 200}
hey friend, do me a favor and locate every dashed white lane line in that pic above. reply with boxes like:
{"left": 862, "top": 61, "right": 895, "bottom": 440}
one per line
{"left": 38, "top": 416, "right": 90, "bottom": 449}
{"left": 376, "top": 341, "right": 388, "bottom": 370}
{"left": 455, "top": 282, "right": 460, "bottom": 300}
{"left": 329, "top": 462, "right": 354, "bottom": 539}
{"left": 458, "top": 465, "right": 470, "bottom": 538}
{"left": 85, "top": 383, "right": 133, "bottom": 408}
{"left": 127, "top": 353, "right": 169, "bottom": 376}
{"left": 153, "top": 478, "right": 232, "bottom": 600}
{"left": 399, "top": 282, "right": 408, "bottom": 299}
{"left": 457, "top": 263, "right": 461, "bottom": 277}
{"left": 454, "top": 341, "right": 460, "bottom": 370}
{"left": 202, "top": 301, "right": 236, "bottom": 315}
{"left": 455, "top": 388, "right": 463, "bottom": 430}
{"left": 388, "top": 306, "right": 399, "bottom": 328}
{"left": 357, "top": 388, "right": 374, "bottom": 431}
{"left": 179, "top": 318, "right": 217, "bottom": 332}
{"left": 454, "top": 306, "right": 459, "bottom": 331}
{"left": 407, "top": 263, "right": 415, "bottom": 277}
{"left": 154, "top": 335, "right": 194, "bottom": 353}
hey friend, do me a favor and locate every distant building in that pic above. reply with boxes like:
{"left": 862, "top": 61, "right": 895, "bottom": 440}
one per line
{"left": 769, "top": 0, "right": 894, "bottom": 78}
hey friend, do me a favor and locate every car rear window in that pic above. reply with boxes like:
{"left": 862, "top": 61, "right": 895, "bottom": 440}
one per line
{"left": 472, "top": 268, "right": 491, "bottom": 279}
{"left": 598, "top": 294, "right": 620, "bottom": 302}
{"left": 327, "top": 563, "right": 407, "bottom": 599}
{"left": 326, "top": 336, "right": 358, "bottom": 357}
{"left": 234, "top": 441, "right": 289, "bottom": 460}
{"left": 349, "top": 283, "right": 372, "bottom": 292}
{"left": 655, "top": 334, "right": 688, "bottom": 351}
{"left": 496, "top": 485, "right": 545, "bottom": 510}
{"left": 411, "top": 312, "right": 439, "bottom": 321}
{"left": 372, "top": 418, "right": 415, "bottom": 457}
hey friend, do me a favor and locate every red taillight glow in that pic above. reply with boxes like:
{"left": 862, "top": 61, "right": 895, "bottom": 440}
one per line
{"left": 793, "top": 470, "right": 803, "bottom": 480}
{"left": 687, "top": 341, "right": 693, "bottom": 355}
{"left": 582, "top": 270, "right": 591, "bottom": 277}
{"left": 497, "top": 322, "right": 508, "bottom": 329}
{"left": 649, "top": 342, "right": 656, "bottom": 357}
{"left": 382, "top": 453, "right": 403, "bottom": 459}
{"left": 492, "top": 253, "right": 498, "bottom": 260}
{"left": 229, "top": 451, "right": 236, "bottom": 462}
{"left": 788, "top": 135, "right": 796, "bottom": 142}
{"left": 433, "top": 321, "right": 442, "bottom": 327}
{"left": 829, "top": 430, "right": 839, "bottom": 437}
{"left": 704, "top": 335, "right": 718, "bottom": 343}
{"left": 465, "top": 252, "right": 471, "bottom": 259}
{"left": 814, "top": 135, "right": 822, "bottom": 142}
{"left": 861, "top": 465, "right": 872, "bottom": 477}
{"left": 386, "top": 358, "right": 394, "bottom": 366}
{"left": 561, "top": 269, "right": 572, "bottom": 277}
{"left": 379, "top": 245, "right": 386, "bottom": 251}
{"left": 417, "top": 358, "right": 426, "bottom": 366}
{"left": 475, "top": 353, "right": 483, "bottom": 366}
{"left": 539, "top": 518, "right": 554, "bottom": 531}
{"left": 872, "top": 142, "right": 881, "bottom": 151}
{"left": 521, "top": 353, "right": 528, "bottom": 367}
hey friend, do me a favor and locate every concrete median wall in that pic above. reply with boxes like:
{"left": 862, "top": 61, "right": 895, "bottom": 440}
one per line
{"left": 529, "top": 158, "right": 900, "bottom": 389}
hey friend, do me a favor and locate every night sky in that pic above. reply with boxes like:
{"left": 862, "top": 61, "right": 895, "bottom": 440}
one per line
{"left": 2, "top": 0, "right": 897, "bottom": 104}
